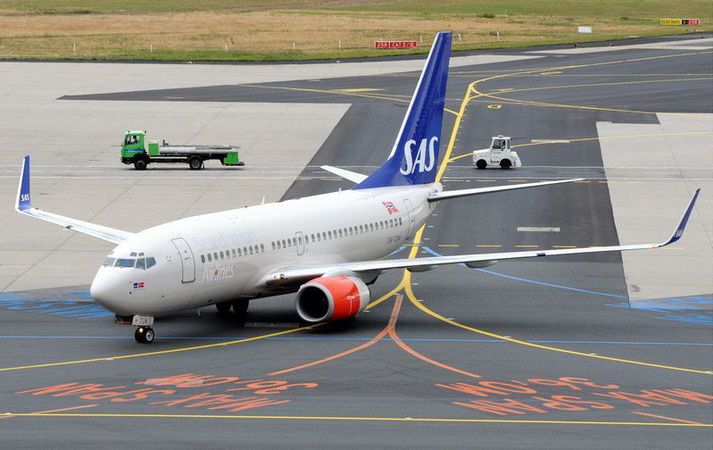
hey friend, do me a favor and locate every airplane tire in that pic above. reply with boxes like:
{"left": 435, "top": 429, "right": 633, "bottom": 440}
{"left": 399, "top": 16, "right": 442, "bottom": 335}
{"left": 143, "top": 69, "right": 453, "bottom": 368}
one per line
{"left": 231, "top": 299, "right": 249, "bottom": 316}
{"left": 216, "top": 302, "right": 231, "bottom": 314}
{"left": 476, "top": 159, "right": 487, "bottom": 170}
{"left": 499, "top": 159, "right": 512, "bottom": 169}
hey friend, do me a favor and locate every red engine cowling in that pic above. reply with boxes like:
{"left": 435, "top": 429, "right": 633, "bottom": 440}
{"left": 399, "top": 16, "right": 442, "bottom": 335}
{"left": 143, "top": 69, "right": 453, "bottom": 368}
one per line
{"left": 296, "top": 276, "right": 370, "bottom": 322}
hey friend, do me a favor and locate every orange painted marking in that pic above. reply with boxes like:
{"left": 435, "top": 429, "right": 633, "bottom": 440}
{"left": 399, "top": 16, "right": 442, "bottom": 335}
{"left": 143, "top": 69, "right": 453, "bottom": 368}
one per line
{"left": 269, "top": 294, "right": 482, "bottom": 379}
{"left": 31, "top": 404, "right": 98, "bottom": 414}
{"left": 267, "top": 328, "right": 390, "bottom": 377}
{"left": 632, "top": 411, "right": 702, "bottom": 425}
{"left": 388, "top": 296, "right": 481, "bottom": 379}
{"left": 1, "top": 404, "right": 97, "bottom": 420}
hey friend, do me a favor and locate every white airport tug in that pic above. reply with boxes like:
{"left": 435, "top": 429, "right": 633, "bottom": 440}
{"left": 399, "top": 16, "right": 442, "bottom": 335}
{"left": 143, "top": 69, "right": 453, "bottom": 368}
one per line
{"left": 473, "top": 135, "right": 522, "bottom": 169}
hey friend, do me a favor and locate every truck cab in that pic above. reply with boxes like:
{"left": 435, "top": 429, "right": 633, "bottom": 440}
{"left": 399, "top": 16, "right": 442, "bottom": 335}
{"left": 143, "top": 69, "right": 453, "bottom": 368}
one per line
{"left": 473, "top": 135, "right": 522, "bottom": 170}
{"left": 120, "top": 131, "right": 152, "bottom": 169}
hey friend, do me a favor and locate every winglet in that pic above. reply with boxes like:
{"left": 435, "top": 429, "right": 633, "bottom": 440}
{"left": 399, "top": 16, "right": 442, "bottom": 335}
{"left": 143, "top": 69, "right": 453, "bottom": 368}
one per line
{"left": 16, "top": 155, "right": 31, "bottom": 212}
{"left": 661, "top": 188, "right": 700, "bottom": 246}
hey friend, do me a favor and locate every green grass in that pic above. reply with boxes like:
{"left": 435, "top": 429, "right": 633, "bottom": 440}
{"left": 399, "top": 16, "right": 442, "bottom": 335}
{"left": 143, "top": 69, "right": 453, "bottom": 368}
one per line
{"left": 0, "top": 1, "right": 710, "bottom": 62}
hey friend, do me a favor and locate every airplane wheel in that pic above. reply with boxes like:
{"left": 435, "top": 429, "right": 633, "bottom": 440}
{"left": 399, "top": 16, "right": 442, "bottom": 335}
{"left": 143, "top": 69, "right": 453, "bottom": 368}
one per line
{"left": 231, "top": 299, "right": 249, "bottom": 316}
{"left": 500, "top": 159, "right": 512, "bottom": 169}
{"left": 135, "top": 326, "right": 155, "bottom": 344}
{"left": 476, "top": 159, "right": 487, "bottom": 170}
{"left": 216, "top": 302, "right": 231, "bottom": 314}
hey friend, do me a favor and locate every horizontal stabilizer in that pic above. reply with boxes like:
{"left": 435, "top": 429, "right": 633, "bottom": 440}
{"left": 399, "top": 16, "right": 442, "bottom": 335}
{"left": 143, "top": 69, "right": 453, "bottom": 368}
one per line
{"left": 320, "top": 165, "right": 368, "bottom": 184}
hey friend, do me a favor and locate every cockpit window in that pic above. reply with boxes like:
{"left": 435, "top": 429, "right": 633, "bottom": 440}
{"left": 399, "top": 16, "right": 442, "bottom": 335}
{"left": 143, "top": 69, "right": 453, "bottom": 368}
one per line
{"left": 146, "top": 257, "right": 156, "bottom": 269}
{"left": 136, "top": 258, "right": 146, "bottom": 270}
{"left": 116, "top": 258, "right": 136, "bottom": 268}
{"left": 103, "top": 257, "right": 116, "bottom": 267}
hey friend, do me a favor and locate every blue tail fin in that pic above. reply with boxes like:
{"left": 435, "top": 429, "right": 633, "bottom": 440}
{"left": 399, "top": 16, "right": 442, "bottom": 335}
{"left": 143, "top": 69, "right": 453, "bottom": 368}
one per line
{"left": 16, "top": 155, "right": 31, "bottom": 212}
{"left": 355, "top": 31, "right": 451, "bottom": 190}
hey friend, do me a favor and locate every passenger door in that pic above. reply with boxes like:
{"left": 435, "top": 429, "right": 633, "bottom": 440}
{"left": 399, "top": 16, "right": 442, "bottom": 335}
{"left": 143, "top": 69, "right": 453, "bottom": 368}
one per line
{"left": 295, "top": 231, "right": 305, "bottom": 256}
{"left": 171, "top": 237, "right": 196, "bottom": 283}
{"left": 403, "top": 199, "right": 416, "bottom": 239}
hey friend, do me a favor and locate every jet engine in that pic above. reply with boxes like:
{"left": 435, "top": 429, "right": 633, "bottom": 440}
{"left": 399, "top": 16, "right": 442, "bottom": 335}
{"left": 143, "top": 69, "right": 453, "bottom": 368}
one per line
{"left": 296, "top": 276, "right": 370, "bottom": 322}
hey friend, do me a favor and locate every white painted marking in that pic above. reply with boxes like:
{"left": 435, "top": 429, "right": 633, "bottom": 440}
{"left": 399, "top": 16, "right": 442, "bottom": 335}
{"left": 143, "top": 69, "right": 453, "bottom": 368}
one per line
{"left": 530, "top": 139, "right": 571, "bottom": 143}
{"left": 244, "top": 322, "right": 300, "bottom": 329}
{"left": 517, "top": 227, "right": 560, "bottom": 232}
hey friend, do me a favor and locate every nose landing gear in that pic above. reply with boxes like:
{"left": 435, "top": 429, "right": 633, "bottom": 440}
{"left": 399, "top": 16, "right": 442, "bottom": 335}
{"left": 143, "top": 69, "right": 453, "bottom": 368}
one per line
{"left": 132, "top": 315, "right": 156, "bottom": 344}
{"left": 135, "top": 326, "right": 155, "bottom": 344}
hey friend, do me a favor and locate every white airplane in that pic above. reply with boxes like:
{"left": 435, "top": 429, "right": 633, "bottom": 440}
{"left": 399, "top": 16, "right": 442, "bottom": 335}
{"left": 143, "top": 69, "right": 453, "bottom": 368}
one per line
{"left": 16, "top": 32, "right": 700, "bottom": 343}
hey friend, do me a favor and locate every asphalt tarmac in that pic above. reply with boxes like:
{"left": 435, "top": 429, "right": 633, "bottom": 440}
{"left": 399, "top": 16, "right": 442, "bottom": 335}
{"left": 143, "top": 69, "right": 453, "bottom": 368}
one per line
{"left": 1, "top": 36, "right": 712, "bottom": 449}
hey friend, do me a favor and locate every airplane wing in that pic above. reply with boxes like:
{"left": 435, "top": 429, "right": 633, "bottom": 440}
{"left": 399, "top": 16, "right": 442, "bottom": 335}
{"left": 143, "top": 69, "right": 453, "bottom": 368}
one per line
{"left": 320, "top": 165, "right": 368, "bottom": 184}
{"left": 15, "top": 155, "right": 135, "bottom": 244}
{"left": 428, "top": 178, "right": 584, "bottom": 201}
{"left": 263, "top": 188, "right": 700, "bottom": 287}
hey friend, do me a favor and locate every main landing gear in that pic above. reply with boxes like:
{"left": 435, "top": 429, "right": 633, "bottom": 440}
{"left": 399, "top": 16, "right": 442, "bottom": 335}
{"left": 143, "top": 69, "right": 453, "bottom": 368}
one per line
{"left": 132, "top": 315, "right": 155, "bottom": 344}
{"left": 216, "top": 299, "right": 250, "bottom": 319}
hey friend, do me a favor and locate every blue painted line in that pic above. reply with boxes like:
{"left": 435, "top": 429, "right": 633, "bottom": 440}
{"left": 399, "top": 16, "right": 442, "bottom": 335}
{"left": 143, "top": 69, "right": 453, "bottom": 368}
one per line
{"left": 420, "top": 245, "right": 627, "bottom": 299}
{"left": 0, "top": 335, "right": 709, "bottom": 346}
{"left": 0, "top": 293, "right": 114, "bottom": 319}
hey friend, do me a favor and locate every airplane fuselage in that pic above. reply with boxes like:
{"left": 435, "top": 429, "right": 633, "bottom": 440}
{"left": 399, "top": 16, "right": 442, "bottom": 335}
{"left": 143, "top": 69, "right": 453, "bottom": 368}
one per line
{"left": 90, "top": 183, "right": 441, "bottom": 316}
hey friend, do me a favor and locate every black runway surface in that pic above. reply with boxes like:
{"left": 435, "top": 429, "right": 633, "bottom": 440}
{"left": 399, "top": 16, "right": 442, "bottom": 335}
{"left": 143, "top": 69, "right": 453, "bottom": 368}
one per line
{"left": 3, "top": 36, "right": 713, "bottom": 449}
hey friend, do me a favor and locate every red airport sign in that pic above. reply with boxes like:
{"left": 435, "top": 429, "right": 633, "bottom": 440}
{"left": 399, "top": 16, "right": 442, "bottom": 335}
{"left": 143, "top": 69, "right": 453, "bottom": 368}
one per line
{"left": 374, "top": 40, "right": 418, "bottom": 49}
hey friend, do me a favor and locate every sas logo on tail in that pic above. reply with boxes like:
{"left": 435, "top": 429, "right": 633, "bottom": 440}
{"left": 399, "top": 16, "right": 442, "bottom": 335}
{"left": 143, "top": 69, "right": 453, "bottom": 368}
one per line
{"left": 401, "top": 136, "right": 438, "bottom": 175}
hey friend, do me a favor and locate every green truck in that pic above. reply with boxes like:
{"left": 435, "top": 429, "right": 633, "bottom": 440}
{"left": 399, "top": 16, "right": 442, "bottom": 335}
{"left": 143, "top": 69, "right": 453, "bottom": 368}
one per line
{"left": 120, "top": 130, "right": 244, "bottom": 170}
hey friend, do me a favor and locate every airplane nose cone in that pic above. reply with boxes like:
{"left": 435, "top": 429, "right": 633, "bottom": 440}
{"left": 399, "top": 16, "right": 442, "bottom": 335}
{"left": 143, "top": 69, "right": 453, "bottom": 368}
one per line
{"left": 90, "top": 269, "right": 128, "bottom": 314}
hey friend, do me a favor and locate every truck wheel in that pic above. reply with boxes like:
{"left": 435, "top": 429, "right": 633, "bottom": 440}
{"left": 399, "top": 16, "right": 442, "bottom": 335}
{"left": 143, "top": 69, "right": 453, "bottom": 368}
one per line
{"left": 476, "top": 159, "right": 487, "bottom": 170}
{"left": 134, "top": 158, "right": 148, "bottom": 170}
{"left": 188, "top": 156, "right": 203, "bottom": 170}
{"left": 499, "top": 159, "right": 512, "bottom": 170}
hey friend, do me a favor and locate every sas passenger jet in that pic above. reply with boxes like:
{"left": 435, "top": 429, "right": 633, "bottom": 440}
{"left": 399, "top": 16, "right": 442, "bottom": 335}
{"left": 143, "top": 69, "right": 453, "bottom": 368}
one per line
{"left": 16, "top": 32, "right": 700, "bottom": 343}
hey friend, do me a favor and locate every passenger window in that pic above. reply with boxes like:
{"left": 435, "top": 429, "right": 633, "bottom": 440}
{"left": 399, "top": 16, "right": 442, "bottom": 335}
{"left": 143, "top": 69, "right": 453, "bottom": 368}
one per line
{"left": 213, "top": 252, "right": 218, "bottom": 260}
{"left": 298, "top": 236, "right": 303, "bottom": 244}
{"left": 146, "top": 257, "right": 156, "bottom": 269}
{"left": 272, "top": 242, "right": 276, "bottom": 250}
{"left": 337, "top": 229, "right": 342, "bottom": 238}
{"left": 311, "top": 234, "right": 315, "bottom": 242}
{"left": 232, "top": 249, "right": 236, "bottom": 258}
{"left": 200, "top": 255, "right": 205, "bottom": 263}
{"left": 220, "top": 251, "right": 224, "bottom": 259}
{"left": 328, "top": 231, "right": 332, "bottom": 239}
{"left": 136, "top": 258, "right": 146, "bottom": 270}
{"left": 260, "top": 244, "right": 265, "bottom": 252}
{"left": 277, "top": 241, "right": 281, "bottom": 249}
{"left": 207, "top": 254, "right": 212, "bottom": 262}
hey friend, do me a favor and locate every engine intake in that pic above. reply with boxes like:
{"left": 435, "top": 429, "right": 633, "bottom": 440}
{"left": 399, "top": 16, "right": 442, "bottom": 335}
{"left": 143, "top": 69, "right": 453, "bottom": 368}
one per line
{"left": 296, "top": 276, "right": 370, "bottom": 322}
